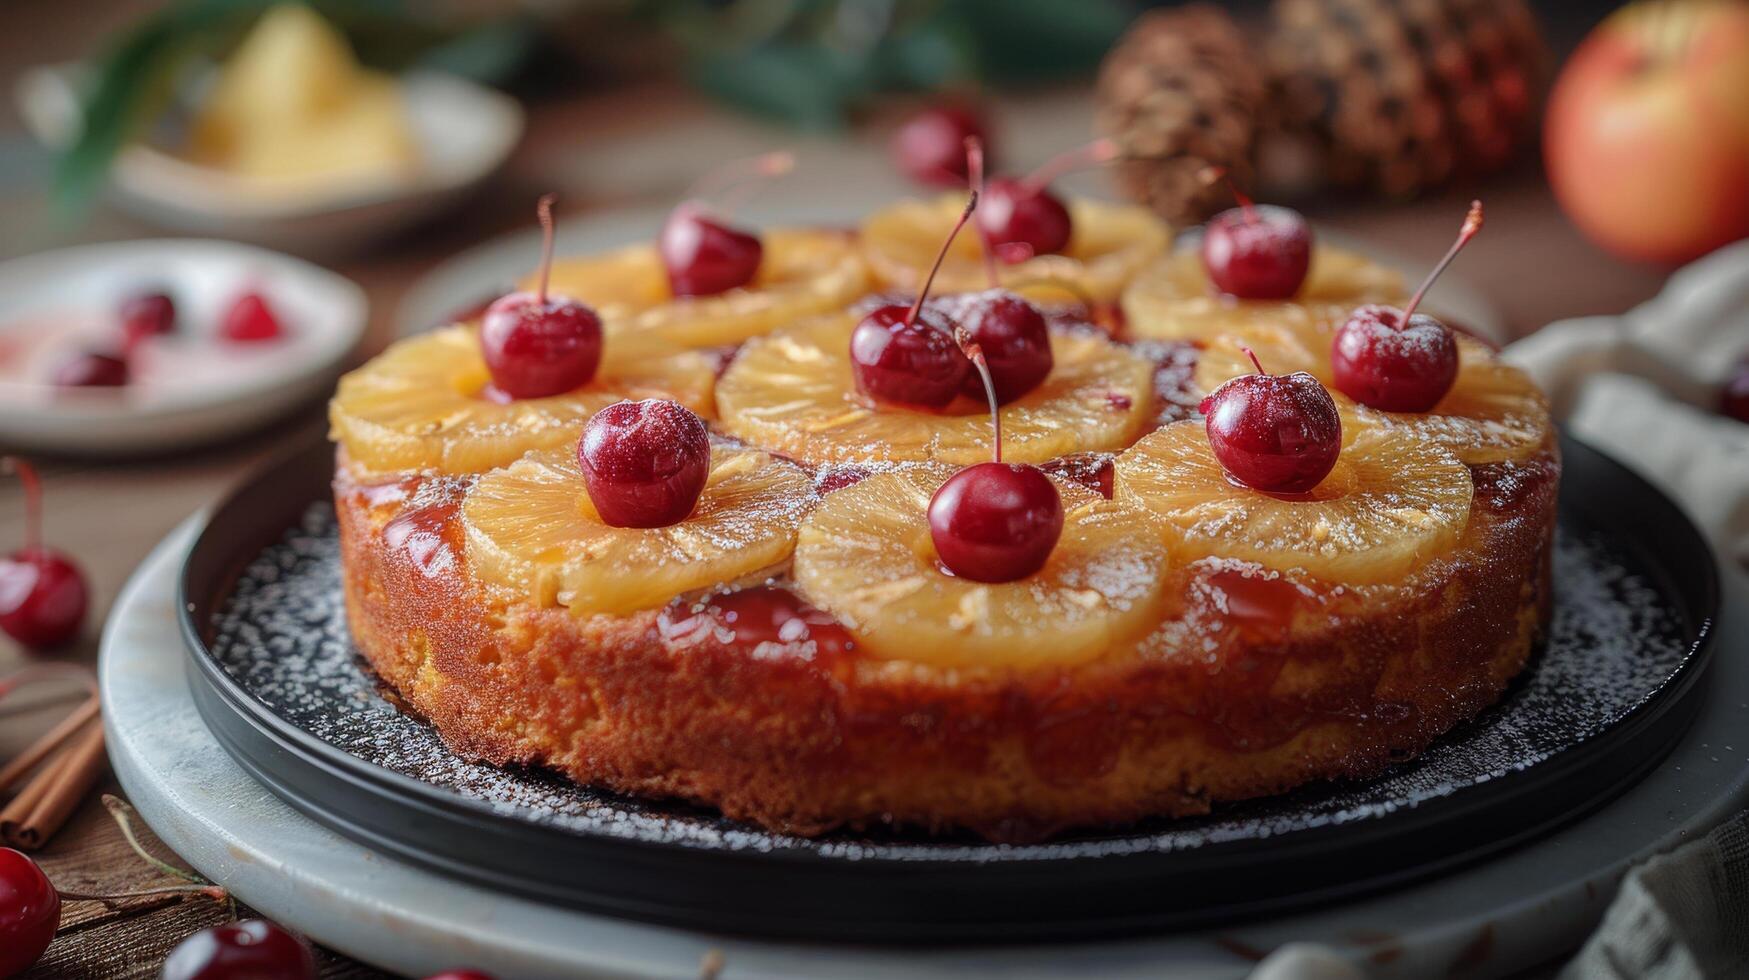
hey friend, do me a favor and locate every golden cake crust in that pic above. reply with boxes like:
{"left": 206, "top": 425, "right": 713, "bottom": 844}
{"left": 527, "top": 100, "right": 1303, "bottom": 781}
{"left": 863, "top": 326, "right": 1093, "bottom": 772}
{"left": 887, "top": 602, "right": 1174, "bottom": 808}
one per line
{"left": 334, "top": 443, "right": 1557, "bottom": 841}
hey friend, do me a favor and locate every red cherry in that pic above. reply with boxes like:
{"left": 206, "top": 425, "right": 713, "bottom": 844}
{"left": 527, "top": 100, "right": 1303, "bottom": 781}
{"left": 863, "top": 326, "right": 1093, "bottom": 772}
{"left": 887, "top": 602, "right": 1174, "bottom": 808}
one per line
{"left": 1, "top": 458, "right": 88, "bottom": 652}
{"left": 53, "top": 351, "right": 128, "bottom": 388}
{"left": 1331, "top": 306, "right": 1460, "bottom": 412}
{"left": 0, "top": 847, "right": 59, "bottom": 977}
{"left": 120, "top": 290, "right": 175, "bottom": 347}
{"left": 940, "top": 139, "right": 1053, "bottom": 405}
{"left": 221, "top": 292, "right": 282, "bottom": 342}
{"left": 851, "top": 190, "right": 980, "bottom": 409}
{"left": 660, "top": 204, "right": 763, "bottom": 297}
{"left": 1722, "top": 363, "right": 1749, "bottom": 424}
{"left": 926, "top": 321, "right": 1064, "bottom": 583}
{"left": 929, "top": 463, "right": 1063, "bottom": 583}
{"left": 481, "top": 195, "right": 604, "bottom": 399}
{"left": 1200, "top": 348, "right": 1342, "bottom": 494}
{"left": 936, "top": 290, "right": 1052, "bottom": 404}
{"left": 161, "top": 919, "right": 315, "bottom": 980}
{"left": 659, "top": 152, "right": 792, "bottom": 297}
{"left": 578, "top": 399, "right": 711, "bottom": 529}
{"left": 979, "top": 177, "right": 1072, "bottom": 261}
{"left": 892, "top": 104, "right": 991, "bottom": 188}
{"left": 976, "top": 138, "right": 1117, "bottom": 262}
{"left": 1201, "top": 204, "right": 1312, "bottom": 300}
{"left": 1331, "top": 201, "right": 1482, "bottom": 413}
{"left": 850, "top": 304, "right": 969, "bottom": 409}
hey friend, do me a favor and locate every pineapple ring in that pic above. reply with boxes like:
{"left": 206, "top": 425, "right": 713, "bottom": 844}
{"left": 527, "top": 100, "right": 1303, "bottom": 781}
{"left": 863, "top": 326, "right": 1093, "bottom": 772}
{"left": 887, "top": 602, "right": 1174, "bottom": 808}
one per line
{"left": 794, "top": 466, "right": 1170, "bottom": 669}
{"left": 860, "top": 195, "right": 1170, "bottom": 304}
{"left": 329, "top": 325, "right": 717, "bottom": 477}
{"left": 1121, "top": 246, "right": 1406, "bottom": 342}
{"left": 464, "top": 445, "right": 812, "bottom": 617}
{"left": 715, "top": 314, "right": 1155, "bottom": 466}
{"left": 1195, "top": 325, "right": 1552, "bottom": 465}
{"left": 1114, "top": 421, "right": 1473, "bottom": 586}
{"left": 530, "top": 228, "right": 869, "bottom": 350}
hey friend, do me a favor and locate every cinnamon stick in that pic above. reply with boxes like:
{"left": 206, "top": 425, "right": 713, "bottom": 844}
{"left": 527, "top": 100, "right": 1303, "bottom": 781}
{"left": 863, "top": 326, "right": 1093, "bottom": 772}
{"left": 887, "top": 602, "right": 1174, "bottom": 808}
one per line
{"left": 0, "top": 695, "right": 100, "bottom": 792}
{"left": 1, "top": 716, "right": 107, "bottom": 850}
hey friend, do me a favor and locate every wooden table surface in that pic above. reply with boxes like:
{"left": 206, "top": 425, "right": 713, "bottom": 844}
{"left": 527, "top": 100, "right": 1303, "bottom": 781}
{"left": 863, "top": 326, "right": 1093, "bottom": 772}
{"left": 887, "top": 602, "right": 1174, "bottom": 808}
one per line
{"left": 0, "top": 30, "right": 1674, "bottom": 976}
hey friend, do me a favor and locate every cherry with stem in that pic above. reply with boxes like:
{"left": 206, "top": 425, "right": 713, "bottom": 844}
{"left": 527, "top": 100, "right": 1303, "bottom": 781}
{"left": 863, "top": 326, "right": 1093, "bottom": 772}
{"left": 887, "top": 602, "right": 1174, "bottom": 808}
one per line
{"left": 661, "top": 152, "right": 793, "bottom": 298}
{"left": 1331, "top": 201, "right": 1482, "bottom": 413}
{"left": 0, "top": 458, "right": 88, "bottom": 652}
{"left": 849, "top": 192, "right": 979, "bottom": 409}
{"left": 926, "top": 331, "right": 1065, "bottom": 584}
{"left": 1200, "top": 346, "right": 1343, "bottom": 494}
{"left": 479, "top": 194, "right": 605, "bottom": 400}
{"left": 1199, "top": 167, "right": 1313, "bottom": 300}
{"left": 979, "top": 138, "right": 1118, "bottom": 261}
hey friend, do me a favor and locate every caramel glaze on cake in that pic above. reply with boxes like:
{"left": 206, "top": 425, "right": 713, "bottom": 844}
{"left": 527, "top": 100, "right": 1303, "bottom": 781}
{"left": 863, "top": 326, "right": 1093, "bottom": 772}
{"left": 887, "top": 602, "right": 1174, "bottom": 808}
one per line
{"left": 334, "top": 441, "right": 1556, "bottom": 842}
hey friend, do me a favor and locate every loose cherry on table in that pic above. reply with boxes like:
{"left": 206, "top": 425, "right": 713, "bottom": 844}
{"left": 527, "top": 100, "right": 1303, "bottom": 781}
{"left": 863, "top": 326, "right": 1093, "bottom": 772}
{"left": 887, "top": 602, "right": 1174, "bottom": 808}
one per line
{"left": 221, "top": 291, "right": 284, "bottom": 343}
{"left": 1331, "top": 201, "right": 1482, "bottom": 413}
{"left": 578, "top": 398, "right": 711, "bottom": 529}
{"left": 927, "top": 337, "right": 1064, "bottom": 584}
{"left": 892, "top": 103, "right": 992, "bottom": 188}
{"left": 940, "top": 136, "right": 1054, "bottom": 405}
{"left": 160, "top": 919, "right": 316, "bottom": 980}
{"left": 0, "top": 458, "right": 88, "bottom": 652}
{"left": 0, "top": 846, "right": 60, "bottom": 978}
{"left": 120, "top": 290, "right": 176, "bottom": 347}
{"left": 481, "top": 194, "right": 604, "bottom": 400}
{"left": 850, "top": 191, "right": 978, "bottom": 409}
{"left": 659, "top": 151, "right": 793, "bottom": 297}
{"left": 1200, "top": 347, "right": 1342, "bottom": 494}
{"left": 978, "top": 138, "right": 1118, "bottom": 262}
{"left": 52, "top": 350, "right": 129, "bottom": 388}
{"left": 1200, "top": 177, "right": 1312, "bottom": 300}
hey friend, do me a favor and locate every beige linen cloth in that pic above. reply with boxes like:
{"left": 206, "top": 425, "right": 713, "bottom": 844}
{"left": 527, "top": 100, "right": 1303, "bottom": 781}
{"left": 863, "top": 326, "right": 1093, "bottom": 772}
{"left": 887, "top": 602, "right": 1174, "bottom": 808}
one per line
{"left": 1249, "top": 240, "right": 1749, "bottom": 980}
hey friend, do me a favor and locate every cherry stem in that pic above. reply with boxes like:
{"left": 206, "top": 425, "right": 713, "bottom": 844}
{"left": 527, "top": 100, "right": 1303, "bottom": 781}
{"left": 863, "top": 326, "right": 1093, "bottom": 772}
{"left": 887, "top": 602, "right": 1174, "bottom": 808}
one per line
{"left": 684, "top": 151, "right": 795, "bottom": 204}
{"left": 1241, "top": 345, "right": 1266, "bottom": 375}
{"left": 965, "top": 137, "right": 1001, "bottom": 289}
{"left": 58, "top": 883, "right": 229, "bottom": 907}
{"left": 1198, "top": 166, "right": 1255, "bottom": 222}
{"left": 1021, "top": 137, "right": 1118, "bottom": 195}
{"left": 905, "top": 189, "right": 979, "bottom": 330}
{"left": 1403, "top": 200, "right": 1484, "bottom": 322}
{"left": 102, "top": 794, "right": 211, "bottom": 889}
{"left": 534, "top": 193, "right": 557, "bottom": 305}
{"left": 955, "top": 328, "right": 1003, "bottom": 464}
{"left": 1, "top": 457, "right": 42, "bottom": 556}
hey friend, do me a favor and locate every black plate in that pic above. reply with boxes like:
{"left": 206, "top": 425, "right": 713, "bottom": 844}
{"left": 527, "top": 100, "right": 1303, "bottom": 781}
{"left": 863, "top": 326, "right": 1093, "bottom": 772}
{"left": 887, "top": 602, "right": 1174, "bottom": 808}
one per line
{"left": 179, "top": 434, "right": 1718, "bottom": 942}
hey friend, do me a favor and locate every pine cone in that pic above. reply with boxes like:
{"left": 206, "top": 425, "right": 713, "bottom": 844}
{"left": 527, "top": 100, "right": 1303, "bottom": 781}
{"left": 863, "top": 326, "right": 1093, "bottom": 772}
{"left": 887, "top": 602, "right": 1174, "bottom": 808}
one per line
{"left": 1095, "top": 5, "right": 1267, "bottom": 226}
{"left": 1265, "top": 0, "right": 1547, "bottom": 198}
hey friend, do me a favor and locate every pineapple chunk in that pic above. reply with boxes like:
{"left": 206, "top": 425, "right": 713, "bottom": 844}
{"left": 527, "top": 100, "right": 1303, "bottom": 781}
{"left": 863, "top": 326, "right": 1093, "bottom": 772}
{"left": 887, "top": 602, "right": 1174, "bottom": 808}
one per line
{"left": 1196, "top": 326, "right": 1552, "bottom": 465}
{"left": 189, "top": 4, "right": 416, "bottom": 185}
{"left": 1122, "top": 246, "right": 1406, "bottom": 342}
{"left": 532, "top": 229, "right": 870, "bottom": 350}
{"left": 329, "top": 325, "right": 717, "bottom": 476}
{"left": 1114, "top": 422, "right": 1473, "bottom": 585}
{"left": 716, "top": 314, "right": 1154, "bottom": 466}
{"left": 464, "top": 446, "right": 812, "bottom": 616}
{"left": 794, "top": 465, "right": 1170, "bottom": 668}
{"left": 861, "top": 195, "right": 1170, "bottom": 303}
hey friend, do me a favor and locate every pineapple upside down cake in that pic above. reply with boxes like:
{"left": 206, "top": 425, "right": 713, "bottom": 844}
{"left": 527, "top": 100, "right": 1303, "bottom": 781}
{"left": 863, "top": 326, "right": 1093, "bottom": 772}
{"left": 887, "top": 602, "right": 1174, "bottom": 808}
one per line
{"left": 328, "top": 157, "right": 1556, "bottom": 842}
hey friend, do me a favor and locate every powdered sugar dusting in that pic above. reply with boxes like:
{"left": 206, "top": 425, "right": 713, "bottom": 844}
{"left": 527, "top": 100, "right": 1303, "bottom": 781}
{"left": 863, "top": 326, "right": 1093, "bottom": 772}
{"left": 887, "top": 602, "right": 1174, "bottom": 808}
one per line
{"left": 204, "top": 505, "right": 1696, "bottom": 862}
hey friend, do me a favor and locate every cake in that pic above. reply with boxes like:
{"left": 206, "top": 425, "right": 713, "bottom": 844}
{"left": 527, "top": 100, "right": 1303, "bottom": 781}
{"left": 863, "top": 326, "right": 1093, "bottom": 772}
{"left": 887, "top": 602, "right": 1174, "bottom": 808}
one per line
{"left": 327, "top": 173, "right": 1557, "bottom": 842}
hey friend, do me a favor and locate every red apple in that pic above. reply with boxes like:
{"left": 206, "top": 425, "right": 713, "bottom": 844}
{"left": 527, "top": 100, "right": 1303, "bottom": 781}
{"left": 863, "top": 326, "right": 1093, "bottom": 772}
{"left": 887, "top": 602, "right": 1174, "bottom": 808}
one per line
{"left": 1544, "top": 0, "right": 1749, "bottom": 265}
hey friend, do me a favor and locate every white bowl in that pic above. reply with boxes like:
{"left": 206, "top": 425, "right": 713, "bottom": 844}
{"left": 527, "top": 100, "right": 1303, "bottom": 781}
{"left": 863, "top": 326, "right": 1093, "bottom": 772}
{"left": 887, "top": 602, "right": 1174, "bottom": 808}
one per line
{"left": 0, "top": 239, "right": 366, "bottom": 455}
{"left": 15, "top": 64, "right": 524, "bottom": 256}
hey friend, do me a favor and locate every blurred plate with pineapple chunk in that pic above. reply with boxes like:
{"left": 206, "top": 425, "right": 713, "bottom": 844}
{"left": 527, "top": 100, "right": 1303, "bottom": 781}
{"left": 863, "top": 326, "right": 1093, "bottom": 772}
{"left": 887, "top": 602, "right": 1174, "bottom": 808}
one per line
{"left": 16, "top": 4, "right": 524, "bottom": 256}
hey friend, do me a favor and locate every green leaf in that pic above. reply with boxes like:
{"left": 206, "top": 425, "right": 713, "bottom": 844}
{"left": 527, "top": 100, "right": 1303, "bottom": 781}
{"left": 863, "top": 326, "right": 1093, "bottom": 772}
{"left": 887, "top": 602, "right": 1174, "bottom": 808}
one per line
{"left": 415, "top": 17, "right": 539, "bottom": 85}
{"left": 687, "top": 42, "right": 858, "bottom": 129}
